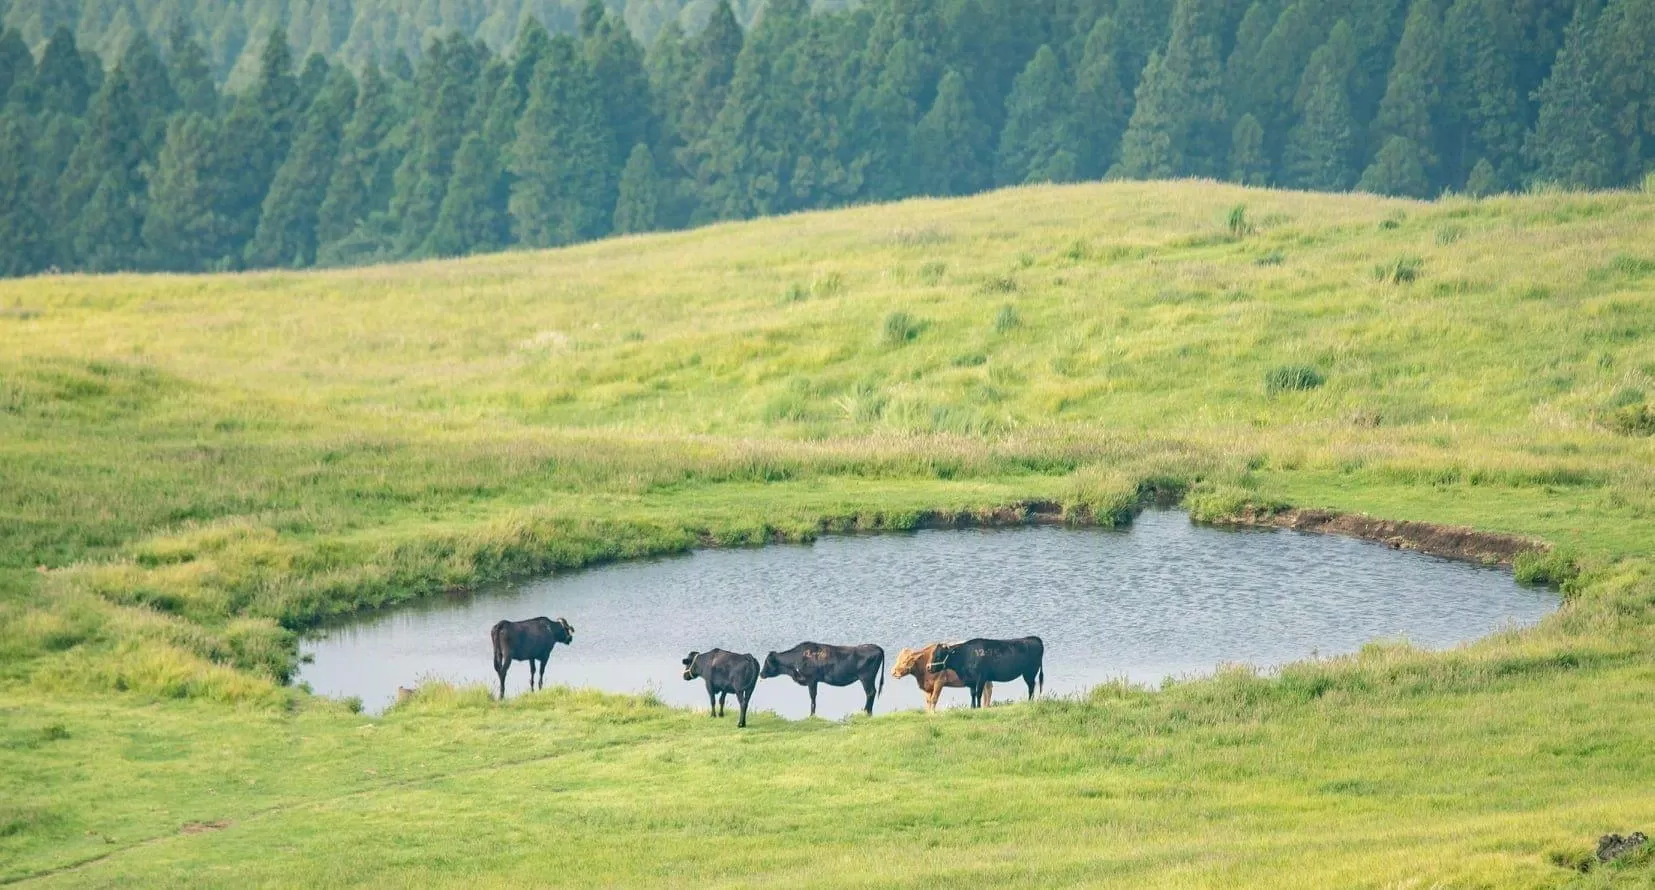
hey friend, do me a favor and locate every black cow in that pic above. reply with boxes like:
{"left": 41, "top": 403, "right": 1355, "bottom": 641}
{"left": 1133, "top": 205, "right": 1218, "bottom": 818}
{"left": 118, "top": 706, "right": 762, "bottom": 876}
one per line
{"left": 682, "top": 649, "right": 760, "bottom": 728}
{"left": 490, "top": 617, "right": 574, "bottom": 699}
{"left": 759, "top": 642, "right": 884, "bottom": 717}
{"left": 935, "top": 636, "right": 1043, "bottom": 708}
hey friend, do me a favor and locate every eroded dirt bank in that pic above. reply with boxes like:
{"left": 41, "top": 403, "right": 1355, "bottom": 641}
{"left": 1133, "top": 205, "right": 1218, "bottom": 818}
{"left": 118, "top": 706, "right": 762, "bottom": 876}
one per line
{"left": 703, "top": 501, "right": 1544, "bottom": 570}
{"left": 1208, "top": 507, "right": 1544, "bottom": 566}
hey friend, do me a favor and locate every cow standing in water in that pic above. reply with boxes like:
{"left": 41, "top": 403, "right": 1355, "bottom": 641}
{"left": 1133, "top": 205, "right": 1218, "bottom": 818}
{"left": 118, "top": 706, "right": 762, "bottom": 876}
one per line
{"left": 682, "top": 649, "right": 760, "bottom": 728}
{"left": 892, "top": 644, "right": 993, "bottom": 712}
{"left": 490, "top": 617, "right": 574, "bottom": 699}
{"left": 933, "top": 636, "right": 1043, "bottom": 708}
{"left": 759, "top": 642, "right": 884, "bottom": 717}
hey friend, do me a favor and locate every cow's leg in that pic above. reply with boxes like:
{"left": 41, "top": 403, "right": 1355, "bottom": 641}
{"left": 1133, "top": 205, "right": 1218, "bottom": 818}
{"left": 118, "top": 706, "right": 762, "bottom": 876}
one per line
{"left": 718, "top": 691, "right": 728, "bottom": 717}
{"left": 861, "top": 675, "right": 876, "bottom": 716}
{"left": 971, "top": 681, "right": 984, "bottom": 708}
{"left": 808, "top": 681, "right": 818, "bottom": 717}
{"left": 707, "top": 686, "right": 718, "bottom": 717}
{"left": 925, "top": 679, "right": 941, "bottom": 713}
{"left": 983, "top": 682, "right": 993, "bottom": 707}
{"left": 1026, "top": 671, "right": 1037, "bottom": 700}
{"left": 538, "top": 657, "right": 549, "bottom": 690}
{"left": 496, "top": 660, "right": 509, "bottom": 700}
{"left": 737, "top": 690, "right": 749, "bottom": 728}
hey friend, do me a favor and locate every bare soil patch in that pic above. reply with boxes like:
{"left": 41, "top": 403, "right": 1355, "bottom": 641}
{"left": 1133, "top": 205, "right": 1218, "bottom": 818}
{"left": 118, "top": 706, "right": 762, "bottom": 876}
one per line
{"left": 1212, "top": 507, "right": 1542, "bottom": 566}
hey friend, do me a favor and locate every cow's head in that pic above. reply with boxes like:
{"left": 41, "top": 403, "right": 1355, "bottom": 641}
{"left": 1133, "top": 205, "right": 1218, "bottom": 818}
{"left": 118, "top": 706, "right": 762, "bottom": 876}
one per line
{"left": 555, "top": 618, "right": 574, "bottom": 643}
{"left": 759, "top": 652, "right": 783, "bottom": 679}
{"left": 891, "top": 648, "right": 923, "bottom": 678}
{"left": 681, "top": 651, "right": 702, "bottom": 681}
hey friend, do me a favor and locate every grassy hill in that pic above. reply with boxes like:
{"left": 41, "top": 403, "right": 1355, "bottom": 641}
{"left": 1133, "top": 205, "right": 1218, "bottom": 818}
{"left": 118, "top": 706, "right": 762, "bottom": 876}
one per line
{"left": 2, "top": 180, "right": 1654, "bottom": 886}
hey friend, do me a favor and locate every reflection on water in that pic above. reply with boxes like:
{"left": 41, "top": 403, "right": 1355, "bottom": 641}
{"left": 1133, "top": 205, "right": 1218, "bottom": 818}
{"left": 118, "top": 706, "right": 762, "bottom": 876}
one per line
{"left": 297, "top": 510, "right": 1557, "bottom": 718}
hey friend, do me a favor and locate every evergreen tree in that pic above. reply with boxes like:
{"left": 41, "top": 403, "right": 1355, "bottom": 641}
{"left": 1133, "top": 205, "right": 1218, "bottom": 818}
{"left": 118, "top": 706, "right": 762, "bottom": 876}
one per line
{"left": 73, "top": 171, "right": 146, "bottom": 272}
{"left": 1464, "top": 156, "right": 1498, "bottom": 195}
{"left": 57, "top": 67, "right": 147, "bottom": 270}
{"left": 1224, "top": 1, "right": 1276, "bottom": 117}
{"left": 507, "top": 19, "right": 554, "bottom": 102}
{"left": 316, "top": 62, "right": 398, "bottom": 250}
{"left": 996, "top": 45, "right": 1078, "bottom": 185}
{"left": 1070, "top": 17, "right": 1131, "bottom": 178}
{"left": 937, "top": 0, "right": 1003, "bottom": 136}
{"left": 1525, "top": 0, "right": 1617, "bottom": 189}
{"left": 691, "top": 0, "right": 811, "bottom": 220}
{"left": 863, "top": 0, "right": 942, "bottom": 92}
{"left": 913, "top": 67, "right": 991, "bottom": 195}
{"left": 509, "top": 34, "right": 615, "bottom": 247}
{"left": 117, "top": 32, "right": 177, "bottom": 156}
{"left": 852, "top": 38, "right": 931, "bottom": 200}
{"left": 425, "top": 130, "right": 509, "bottom": 255}
{"left": 143, "top": 111, "right": 234, "bottom": 269}
{"left": 1109, "top": 0, "right": 1173, "bottom": 95}
{"left": 1357, "top": 134, "right": 1432, "bottom": 195}
{"left": 165, "top": 18, "right": 218, "bottom": 116}
{"left": 579, "top": 0, "right": 607, "bottom": 40}
{"left": 34, "top": 27, "right": 93, "bottom": 114}
{"left": 388, "top": 34, "right": 482, "bottom": 256}
{"left": 585, "top": 7, "right": 655, "bottom": 171}
{"left": 1237, "top": 1, "right": 1328, "bottom": 176}
{"left": 688, "top": 2, "right": 744, "bottom": 136}
{"left": 1283, "top": 21, "right": 1358, "bottom": 190}
{"left": 1115, "top": 0, "right": 1229, "bottom": 180}
{"left": 30, "top": 112, "right": 81, "bottom": 266}
{"left": 1598, "top": 0, "right": 1655, "bottom": 182}
{"left": 671, "top": 0, "right": 741, "bottom": 199}
{"left": 1441, "top": 0, "right": 1524, "bottom": 190}
{"left": 1368, "top": 0, "right": 1446, "bottom": 189}
{"left": 1229, "top": 112, "right": 1268, "bottom": 184}
{"left": 247, "top": 67, "right": 356, "bottom": 267}
{"left": 613, "top": 141, "right": 662, "bottom": 233}
{"left": 218, "top": 28, "right": 301, "bottom": 257}
{"left": 298, "top": 52, "right": 331, "bottom": 106}
{"left": 0, "top": 113, "right": 43, "bottom": 275}
{"left": 779, "top": 15, "right": 863, "bottom": 210}
{"left": 0, "top": 29, "right": 32, "bottom": 106}
{"left": 644, "top": 20, "right": 690, "bottom": 141}
{"left": 1346, "top": 0, "right": 1410, "bottom": 126}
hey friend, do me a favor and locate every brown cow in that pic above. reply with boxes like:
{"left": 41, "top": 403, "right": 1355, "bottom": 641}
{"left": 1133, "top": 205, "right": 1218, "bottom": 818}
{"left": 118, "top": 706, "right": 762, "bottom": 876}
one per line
{"left": 892, "top": 644, "right": 993, "bottom": 713}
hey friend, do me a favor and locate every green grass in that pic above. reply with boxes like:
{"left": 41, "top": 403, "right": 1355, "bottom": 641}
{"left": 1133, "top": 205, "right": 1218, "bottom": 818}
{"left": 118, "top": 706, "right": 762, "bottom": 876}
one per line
{"left": 3, "top": 180, "right": 1655, "bottom": 886}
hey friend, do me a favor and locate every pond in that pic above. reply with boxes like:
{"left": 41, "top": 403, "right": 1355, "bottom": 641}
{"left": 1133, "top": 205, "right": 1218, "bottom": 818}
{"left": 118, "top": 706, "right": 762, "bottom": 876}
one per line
{"left": 297, "top": 510, "right": 1558, "bottom": 718}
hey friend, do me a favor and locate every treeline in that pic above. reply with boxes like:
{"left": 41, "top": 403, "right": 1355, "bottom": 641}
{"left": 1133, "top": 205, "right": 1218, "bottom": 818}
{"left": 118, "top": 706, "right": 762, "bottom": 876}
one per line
{"left": 2, "top": 0, "right": 1654, "bottom": 278}
{"left": 0, "top": 0, "right": 772, "bottom": 85}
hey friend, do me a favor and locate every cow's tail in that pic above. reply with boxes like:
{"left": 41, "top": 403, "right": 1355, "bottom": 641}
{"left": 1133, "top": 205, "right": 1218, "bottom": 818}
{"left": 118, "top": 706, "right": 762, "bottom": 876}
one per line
{"left": 877, "top": 652, "right": 886, "bottom": 699}
{"left": 1038, "top": 665, "right": 1044, "bottom": 696}
{"left": 490, "top": 621, "right": 507, "bottom": 670}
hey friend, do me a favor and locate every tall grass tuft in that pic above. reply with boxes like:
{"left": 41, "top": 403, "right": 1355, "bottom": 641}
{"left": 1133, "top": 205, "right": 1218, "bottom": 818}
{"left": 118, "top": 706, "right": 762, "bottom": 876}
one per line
{"left": 1227, "top": 205, "right": 1254, "bottom": 238}
{"left": 1513, "top": 548, "right": 1581, "bottom": 594}
{"left": 813, "top": 271, "right": 847, "bottom": 297}
{"left": 993, "top": 304, "right": 1021, "bottom": 333}
{"left": 881, "top": 311, "right": 924, "bottom": 346}
{"left": 1060, "top": 466, "right": 1137, "bottom": 526}
{"left": 1373, "top": 255, "right": 1423, "bottom": 284}
{"left": 1264, "top": 365, "right": 1325, "bottom": 394}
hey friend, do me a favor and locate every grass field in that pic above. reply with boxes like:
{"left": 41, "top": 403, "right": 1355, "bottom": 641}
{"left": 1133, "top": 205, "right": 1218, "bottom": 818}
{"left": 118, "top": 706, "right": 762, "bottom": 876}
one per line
{"left": 2, "top": 180, "right": 1654, "bottom": 886}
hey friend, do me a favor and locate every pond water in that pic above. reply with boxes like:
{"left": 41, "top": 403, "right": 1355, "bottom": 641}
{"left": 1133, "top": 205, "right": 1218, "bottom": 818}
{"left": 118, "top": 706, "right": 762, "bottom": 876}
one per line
{"left": 297, "top": 510, "right": 1558, "bottom": 718}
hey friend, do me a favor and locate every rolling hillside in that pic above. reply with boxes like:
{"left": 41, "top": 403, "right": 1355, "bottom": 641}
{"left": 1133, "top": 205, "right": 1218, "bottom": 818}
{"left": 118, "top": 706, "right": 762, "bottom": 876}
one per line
{"left": 2, "top": 181, "right": 1654, "bottom": 886}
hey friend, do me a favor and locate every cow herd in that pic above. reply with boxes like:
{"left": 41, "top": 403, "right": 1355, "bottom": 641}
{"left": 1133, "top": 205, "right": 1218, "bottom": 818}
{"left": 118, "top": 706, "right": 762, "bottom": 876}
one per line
{"left": 489, "top": 616, "right": 1046, "bottom": 728}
